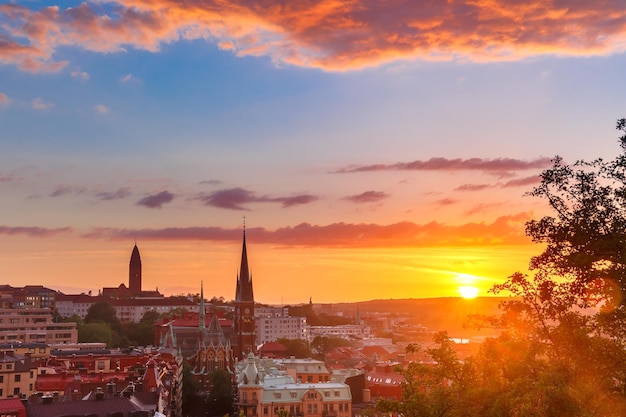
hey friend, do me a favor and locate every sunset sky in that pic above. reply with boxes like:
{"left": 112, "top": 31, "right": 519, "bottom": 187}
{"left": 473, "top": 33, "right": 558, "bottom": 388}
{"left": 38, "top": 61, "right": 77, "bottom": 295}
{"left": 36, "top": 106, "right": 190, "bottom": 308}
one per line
{"left": 1, "top": 0, "right": 625, "bottom": 304}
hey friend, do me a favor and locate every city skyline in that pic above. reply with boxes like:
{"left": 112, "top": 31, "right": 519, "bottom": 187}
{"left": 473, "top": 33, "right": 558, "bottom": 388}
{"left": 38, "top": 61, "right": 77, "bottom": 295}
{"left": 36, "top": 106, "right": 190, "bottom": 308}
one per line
{"left": 1, "top": 1, "right": 626, "bottom": 304}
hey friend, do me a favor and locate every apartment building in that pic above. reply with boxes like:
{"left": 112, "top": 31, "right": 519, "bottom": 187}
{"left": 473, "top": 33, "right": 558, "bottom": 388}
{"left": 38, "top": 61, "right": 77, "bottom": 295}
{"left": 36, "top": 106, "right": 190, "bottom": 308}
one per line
{"left": 0, "top": 351, "right": 36, "bottom": 399}
{"left": 0, "top": 309, "right": 77, "bottom": 345}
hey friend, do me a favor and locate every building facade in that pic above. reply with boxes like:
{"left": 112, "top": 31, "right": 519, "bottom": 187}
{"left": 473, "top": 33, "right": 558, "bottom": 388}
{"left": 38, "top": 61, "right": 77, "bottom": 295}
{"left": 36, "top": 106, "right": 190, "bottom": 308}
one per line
{"left": 0, "top": 351, "right": 36, "bottom": 400}
{"left": 237, "top": 354, "right": 352, "bottom": 417}
{"left": 0, "top": 309, "right": 77, "bottom": 346}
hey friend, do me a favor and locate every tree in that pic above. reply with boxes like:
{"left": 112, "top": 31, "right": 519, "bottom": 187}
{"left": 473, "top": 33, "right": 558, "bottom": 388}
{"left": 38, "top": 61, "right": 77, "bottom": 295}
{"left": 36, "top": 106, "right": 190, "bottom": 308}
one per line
{"left": 206, "top": 369, "right": 234, "bottom": 417}
{"left": 181, "top": 361, "right": 201, "bottom": 416}
{"left": 276, "top": 338, "right": 312, "bottom": 358}
{"left": 85, "top": 301, "right": 120, "bottom": 327}
{"left": 79, "top": 322, "right": 113, "bottom": 346}
{"left": 311, "top": 336, "right": 351, "bottom": 358}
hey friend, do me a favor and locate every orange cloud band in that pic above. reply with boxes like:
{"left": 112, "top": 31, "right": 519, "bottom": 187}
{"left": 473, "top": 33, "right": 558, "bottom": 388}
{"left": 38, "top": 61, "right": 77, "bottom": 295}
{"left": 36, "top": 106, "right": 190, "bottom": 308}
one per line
{"left": 1, "top": 0, "right": 626, "bottom": 72}
{"left": 83, "top": 213, "right": 533, "bottom": 247}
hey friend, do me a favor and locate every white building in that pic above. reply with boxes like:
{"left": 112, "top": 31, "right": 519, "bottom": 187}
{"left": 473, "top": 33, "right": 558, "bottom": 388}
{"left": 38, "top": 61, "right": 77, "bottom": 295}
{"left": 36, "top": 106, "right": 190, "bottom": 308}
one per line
{"left": 56, "top": 294, "right": 198, "bottom": 323}
{"left": 0, "top": 308, "right": 77, "bottom": 345}
{"left": 237, "top": 354, "right": 352, "bottom": 417}
{"left": 256, "top": 316, "right": 308, "bottom": 344}
{"left": 308, "top": 325, "right": 371, "bottom": 341}
{"left": 254, "top": 306, "right": 308, "bottom": 344}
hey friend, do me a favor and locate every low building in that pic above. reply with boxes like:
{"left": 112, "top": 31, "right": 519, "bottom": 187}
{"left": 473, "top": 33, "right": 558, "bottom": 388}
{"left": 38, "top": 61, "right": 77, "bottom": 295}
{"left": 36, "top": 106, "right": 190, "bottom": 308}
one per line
{"left": 237, "top": 354, "right": 352, "bottom": 417}
{"left": 308, "top": 325, "right": 371, "bottom": 342}
{"left": 0, "top": 308, "right": 77, "bottom": 346}
{"left": 0, "top": 351, "right": 37, "bottom": 399}
{"left": 56, "top": 294, "right": 199, "bottom": 323}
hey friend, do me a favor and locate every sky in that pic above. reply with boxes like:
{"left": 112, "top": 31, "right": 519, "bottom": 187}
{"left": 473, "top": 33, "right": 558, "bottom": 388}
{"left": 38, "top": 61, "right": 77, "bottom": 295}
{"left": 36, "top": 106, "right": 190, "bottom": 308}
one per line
{"left": 1, "top": 0, "right": 625, "bottom": 305}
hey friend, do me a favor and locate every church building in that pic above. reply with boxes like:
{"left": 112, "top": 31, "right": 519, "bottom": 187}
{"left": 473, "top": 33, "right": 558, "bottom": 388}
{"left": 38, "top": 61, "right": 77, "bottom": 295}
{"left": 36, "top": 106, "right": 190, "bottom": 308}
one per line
{"left": 156, "top": 228, "right": 257, "bottom": 388}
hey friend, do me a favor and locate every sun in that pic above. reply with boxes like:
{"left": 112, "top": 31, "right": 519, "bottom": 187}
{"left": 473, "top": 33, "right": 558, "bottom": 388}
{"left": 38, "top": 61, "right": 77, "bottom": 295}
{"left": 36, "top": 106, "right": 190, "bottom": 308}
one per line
{"left": 458, "top": 285, "right": 479, "bottom": 299}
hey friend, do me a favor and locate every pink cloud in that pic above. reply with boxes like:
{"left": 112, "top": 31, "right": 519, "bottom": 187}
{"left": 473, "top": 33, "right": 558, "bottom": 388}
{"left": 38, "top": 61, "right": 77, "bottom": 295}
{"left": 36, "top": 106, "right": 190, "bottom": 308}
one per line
{"left": 455, "top": 184, "right": 491, "bottom": 192}
{"left": 454, "top": 175, "right": 542, "bottom": 192}
{"left": 50, "top": 185, "right": 132, "bottom": 201}
{"left": 84, "top": 213, "right": 533, "bottom": 247}
{"left": 0, "top": 225, "right": 72, "bottom": 237}
{"left": 502, "top": 175, "right": 542, "bottom": 188}
{"left": 343, "top": 191, "right": 390, "bottom": 203}
{"left": 280, "top": 194, "right": 318, "bottom": 208}
{"left": 0, "top": 172, "right": 23, "bottom": 183}
{"left": 434, "top": 198, "right": 458, "bottom": 206}
{"left": 334, "top": 157, "right": 553, "bottom": 176}
{"left": 0, "top": 92, "right": 9, "bottom": 105}
{"left": 137, "top": 190, "right": 175, "bottom": 208}
{"left": 32, "top": 97, "right": 53, "bottom": 110}
{"left": 196, "top": 187, "right": 318, "bottom": 210}
{"left": 2, "top": 1, "right": 626, "bottom": 72}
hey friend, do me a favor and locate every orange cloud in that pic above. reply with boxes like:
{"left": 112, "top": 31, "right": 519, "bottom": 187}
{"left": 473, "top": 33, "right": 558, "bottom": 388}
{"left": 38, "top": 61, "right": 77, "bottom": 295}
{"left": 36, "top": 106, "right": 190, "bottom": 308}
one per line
{"left": 1, "top": 1, "right": 626, "bottom": 72}
{"left": 83, "top": 213, "right": 532, "bottom": 247}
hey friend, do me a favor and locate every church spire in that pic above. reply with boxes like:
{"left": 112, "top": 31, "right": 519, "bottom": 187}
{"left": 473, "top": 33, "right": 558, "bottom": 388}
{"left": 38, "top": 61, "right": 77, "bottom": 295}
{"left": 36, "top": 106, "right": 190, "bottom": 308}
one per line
{"left": 235, "top": 226, "right": 254, "bottom": 302}
{"left": 199, "top": 281, "right": 205, "bottom": 331}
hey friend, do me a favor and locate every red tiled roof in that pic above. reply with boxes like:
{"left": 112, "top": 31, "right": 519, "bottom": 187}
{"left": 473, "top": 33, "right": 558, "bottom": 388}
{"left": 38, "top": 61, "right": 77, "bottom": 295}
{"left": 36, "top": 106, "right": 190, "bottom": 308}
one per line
{"left": 0, "top": 398, "right": 25, "bottom": 413}
{"left": 259, "top": 342, "right": 287, "bottom": 352}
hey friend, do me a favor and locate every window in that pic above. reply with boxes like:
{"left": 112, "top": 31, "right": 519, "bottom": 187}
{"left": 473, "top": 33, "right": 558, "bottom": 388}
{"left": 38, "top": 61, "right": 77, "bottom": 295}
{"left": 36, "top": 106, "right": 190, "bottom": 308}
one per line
{"left": 97, "top": 362, "right": 105, "bottom": 371}
{"left": 263, "top": 406, "right": 268, "bottom": 415}
{"left": 15, "top": 374, "right": 21, "bottom": 382}
{"left": 13, "top": 387, "right": 20, "bottom": 395}
{"left": 0, "top": 376, "right": 4, "bottom": 383}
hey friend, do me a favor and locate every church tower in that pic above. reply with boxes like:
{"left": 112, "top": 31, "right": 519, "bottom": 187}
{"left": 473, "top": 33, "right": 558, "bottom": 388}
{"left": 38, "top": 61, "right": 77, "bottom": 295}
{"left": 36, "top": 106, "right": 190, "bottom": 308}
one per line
{"left": 129, "top": 244, "right": 142, "bottom": 294}
{"left": 234, "top": 227, "right": 256, "bottom": 360}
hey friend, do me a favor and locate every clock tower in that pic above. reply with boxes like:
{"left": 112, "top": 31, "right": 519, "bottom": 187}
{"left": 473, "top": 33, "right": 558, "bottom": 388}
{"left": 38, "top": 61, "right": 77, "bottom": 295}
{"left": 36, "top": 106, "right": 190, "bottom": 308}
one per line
{"left": 234, "top": 226, "right": 256, "bottom": 360}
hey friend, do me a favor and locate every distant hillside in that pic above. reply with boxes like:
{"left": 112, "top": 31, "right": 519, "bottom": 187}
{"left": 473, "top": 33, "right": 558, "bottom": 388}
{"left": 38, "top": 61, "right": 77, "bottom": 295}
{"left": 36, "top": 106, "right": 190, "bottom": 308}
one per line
{"left": 315, "top": 297, "right": 509, "bottom": 338}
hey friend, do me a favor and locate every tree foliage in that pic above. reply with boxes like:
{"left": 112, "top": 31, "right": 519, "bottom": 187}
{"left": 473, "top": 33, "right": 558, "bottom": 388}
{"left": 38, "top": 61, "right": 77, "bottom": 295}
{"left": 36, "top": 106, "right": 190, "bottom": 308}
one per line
{"left": 276, "top": 338, "right": 312, "bottom": 358}
{"left": 206, "top": 369, "right": 234, "bottom": 417}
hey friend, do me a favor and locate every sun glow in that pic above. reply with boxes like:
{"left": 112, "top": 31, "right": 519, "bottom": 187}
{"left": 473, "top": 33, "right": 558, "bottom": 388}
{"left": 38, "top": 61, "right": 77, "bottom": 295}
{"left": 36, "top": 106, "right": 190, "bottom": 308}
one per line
{"left": 458, "top": 285, "right": 479, "bottom": 299}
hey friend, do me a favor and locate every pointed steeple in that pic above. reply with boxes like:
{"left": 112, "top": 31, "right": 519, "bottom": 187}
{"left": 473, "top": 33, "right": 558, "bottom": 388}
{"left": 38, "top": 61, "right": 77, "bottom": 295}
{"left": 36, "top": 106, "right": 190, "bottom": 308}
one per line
{"left": 236, "top": 227, "right": 254, "bottom": 302}
{"left": 129, "top": 244, "right": 142, "bottom": 294}
{"left": 199, "top": 281, "right": 205, "bottom": 331}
